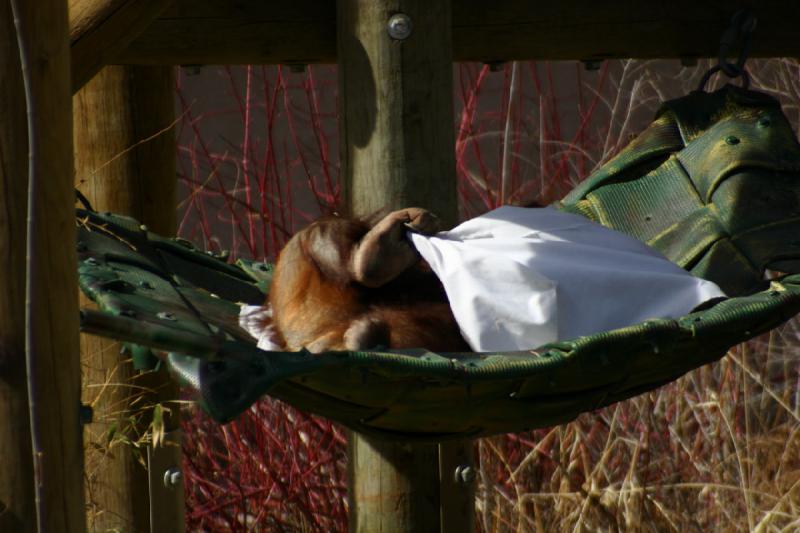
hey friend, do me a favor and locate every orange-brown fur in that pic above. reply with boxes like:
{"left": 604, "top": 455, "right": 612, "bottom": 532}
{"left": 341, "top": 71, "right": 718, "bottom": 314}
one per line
{"left": 268, "top": 213, "right": 469, "bottom": 352}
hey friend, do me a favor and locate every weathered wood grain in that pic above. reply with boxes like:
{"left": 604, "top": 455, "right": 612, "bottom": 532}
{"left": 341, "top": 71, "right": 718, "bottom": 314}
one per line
{"left": 0, "top": 1, "right": 36, "bottom": 529}
{"left": 112, "top": 0, "right": 800, "bottom": 65}
{"left": 339, "top": 0, "right": 458, "bottom": 223}
{"left": 339, "top": 1, "right": 470, "bottom": 531}
{"left": 0, "top": 1, "right": 86, "bottom": 531}
{"left": 69, "top": 0, "right": 173, "bottom": 92}
{"left": 74, "top": 65, "right": 183, "bottom": 533}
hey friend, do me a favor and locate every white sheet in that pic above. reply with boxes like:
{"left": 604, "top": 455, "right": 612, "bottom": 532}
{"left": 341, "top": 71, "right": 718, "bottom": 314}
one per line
{"left": 239, "top": 304, "right": 283, "bottom": 351}
{"left": 409, "top": 206, "right": 725, "bottom": 352}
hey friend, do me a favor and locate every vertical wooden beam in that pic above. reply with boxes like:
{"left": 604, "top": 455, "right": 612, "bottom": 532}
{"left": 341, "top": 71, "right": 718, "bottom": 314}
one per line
{"left": 0, "top": 0, "right": 86, "bottom": 531}
{"left": 347, "top": 435, "right": 441, "bottom": 532}
{"left": 74, "top": 65, "right": 176, "bottom": 233}
{"left": 339, "top": 0, "right": 457, "bottom": 224}
{"left": 0, "top": 1, "right": 36, "bottom": 528}
{"left": 339, "top": 1, "right": 473, "bottom": 531}
{"left": 74, "top": 65, "right": 184, "bottom": 533}
{"left": 439, "top": 440, "right": 476, "bottom": 532}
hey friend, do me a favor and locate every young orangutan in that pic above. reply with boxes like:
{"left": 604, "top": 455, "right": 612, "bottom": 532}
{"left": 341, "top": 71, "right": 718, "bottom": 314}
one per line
{"left": 268, "top": 208, "right": 470, "bottom": 353}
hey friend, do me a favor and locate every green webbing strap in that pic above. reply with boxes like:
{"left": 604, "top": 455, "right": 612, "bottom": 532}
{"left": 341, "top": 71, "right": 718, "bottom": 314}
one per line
{"left": 77, "top": 85, "right": 800, "bottom": 439}
{"left": 559, "top": 85, "right": 800, "bottom": 296}
{"left": 77, "top": 206, "right": 800, "bottom": 440}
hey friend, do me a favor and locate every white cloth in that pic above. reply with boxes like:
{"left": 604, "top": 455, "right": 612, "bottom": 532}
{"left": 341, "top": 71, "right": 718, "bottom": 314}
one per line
{"left": 409, "top": 206, "right": 725, "bottom": 352}
{"left": 239, "top": 304, "right": 283, "bottom": 351}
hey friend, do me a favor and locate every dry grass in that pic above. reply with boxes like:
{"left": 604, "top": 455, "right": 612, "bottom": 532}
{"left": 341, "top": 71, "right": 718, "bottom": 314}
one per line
{"left": 80, "top": 335, "right": 173, "bottom": 531}
{"left": 476, "top": 322, "right": 800, "bottom": 532}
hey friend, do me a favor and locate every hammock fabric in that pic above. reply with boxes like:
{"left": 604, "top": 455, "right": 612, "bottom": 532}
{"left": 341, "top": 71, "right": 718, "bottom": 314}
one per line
{"left": 77, "top": 85, "right": 800, "bottom": 441}
{"left": 559, "top": 85, "right": 800, "bottom": 296}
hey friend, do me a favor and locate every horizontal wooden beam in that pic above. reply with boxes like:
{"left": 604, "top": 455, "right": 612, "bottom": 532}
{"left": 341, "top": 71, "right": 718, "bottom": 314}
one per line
{"left": 69, "top": 0, "right": 173, "bottom": 92}
{"left": 111, "top": 0, "right": 799, "bottom": 66}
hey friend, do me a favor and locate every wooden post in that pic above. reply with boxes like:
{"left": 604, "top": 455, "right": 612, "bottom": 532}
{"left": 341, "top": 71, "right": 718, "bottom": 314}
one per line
{"left": 69, "top": 0, "right": 174, "bottom": 93}
{"left": 74, "top": 65, "right": 184, "bottom": 532}
{"left": 338, "top": 0, "right": 457, "bottom": 223}
{"left": 0, "top": 1, "right": 37, "bottom": 528}
{"left": 338, "top": 1, "right": 473, "bottom": 531}
{"left": 0, "top": 1, "right": 85, "bottom": 531}
{"left": 74, "top": 65, "right": 176, "bottom": 233}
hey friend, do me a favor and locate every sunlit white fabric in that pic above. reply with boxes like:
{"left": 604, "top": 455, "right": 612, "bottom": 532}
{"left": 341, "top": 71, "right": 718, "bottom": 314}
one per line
{"left": 409, "top": 206, "right": 725, "bottom": 352}
{"left": 239, "top": 304, "right": 283, "bottom": 351}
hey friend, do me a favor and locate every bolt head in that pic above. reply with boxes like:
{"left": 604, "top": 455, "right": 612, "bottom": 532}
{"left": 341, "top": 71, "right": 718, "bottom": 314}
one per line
{"left": 486, "top": 61, "right": 506, "bottom": 72}
{"left": 164, "top": 467, "right": 183, "bottom": 488}
{"left": 454, "top": 465, "right": 476, "bottom": 484}
{"left": 387, "top": 13, "right": 413, "bottom": 40}
{"left": 582, "top": 60, "right": 602, "bottom": 71}
{"left": 79, "top": 404, "right": 94, "bottom": 425}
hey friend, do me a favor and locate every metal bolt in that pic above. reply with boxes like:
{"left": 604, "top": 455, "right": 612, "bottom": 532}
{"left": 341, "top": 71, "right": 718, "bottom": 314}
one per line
{"left": 156, "top": 311, "right": 176, "bottom": 321}
{"left": 79, "top": 404, "right": 93, "bottom": 425}
{"left": 454, "top": 465, "right": 476, "bottom": 484}
{"left": 582, "top": 60, "right": 602, "bottom": 71}
{"left": 387, "top": 13, "right": 413, "bottom": 40}
{"left": 138, "top": 280, "right": 154, "bottom": 290}
{"left": 725, "top": 135, "right": 740, "bottom": 145}
{"left": 164, "top": 467, "right": 183, "bottom": 488}
{"left": 139, "top": 224, "right": 148, "bottom": 232}
{"left": 486, "top": 61, "right": 506, "bottom": 72}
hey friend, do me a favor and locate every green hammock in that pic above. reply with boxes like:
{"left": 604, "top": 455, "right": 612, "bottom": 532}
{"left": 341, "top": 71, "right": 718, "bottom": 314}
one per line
{"left": 77, "top": 85, "right": 800, "bottom": 441}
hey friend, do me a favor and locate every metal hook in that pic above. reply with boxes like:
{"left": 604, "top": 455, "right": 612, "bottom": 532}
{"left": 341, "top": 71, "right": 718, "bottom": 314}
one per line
{"left": 718, "top": 10, "right": 757, "bottom": 76}
{"left": 697, "top": 10, "right": 757, "bottom": 92}
{"left": 697, "top": 64, "right": 751, "bottom": 92}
